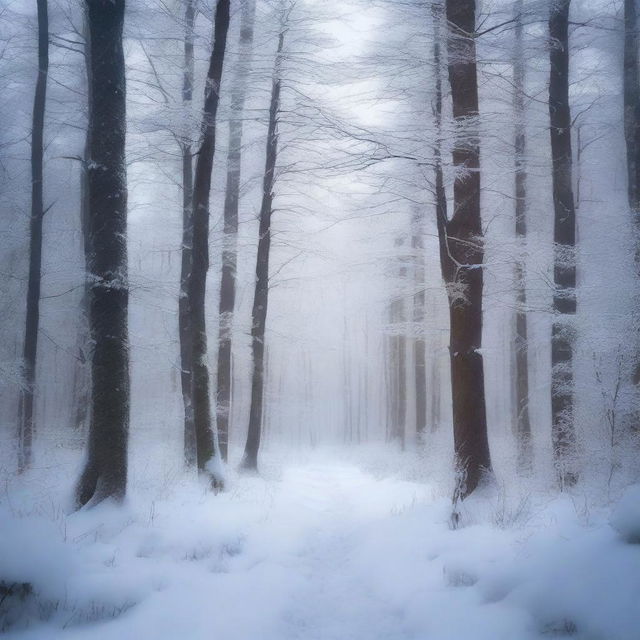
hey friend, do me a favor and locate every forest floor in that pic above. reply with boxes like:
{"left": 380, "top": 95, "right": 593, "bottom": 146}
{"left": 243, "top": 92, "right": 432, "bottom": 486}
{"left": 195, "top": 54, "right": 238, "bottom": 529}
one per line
{"left": 1, "top": 454, "right": 639, "bottom": 639}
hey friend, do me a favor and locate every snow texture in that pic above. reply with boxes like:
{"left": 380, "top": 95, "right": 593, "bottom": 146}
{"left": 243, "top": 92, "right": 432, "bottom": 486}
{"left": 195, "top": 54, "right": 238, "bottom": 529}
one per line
{"left": 2, "top": 458, "right": 639, "bottom": 640}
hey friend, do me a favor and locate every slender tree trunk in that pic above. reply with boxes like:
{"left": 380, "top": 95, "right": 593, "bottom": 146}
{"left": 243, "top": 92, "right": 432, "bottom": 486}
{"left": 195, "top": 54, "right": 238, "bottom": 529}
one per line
{"left": 549, "top": 0, "right": 578, "bottom": 488}
{"left": 76, "top": 0, "right": 129, "bottom": 508}
{"left": 72, "top": 9, "right": 92, "bottom": 435}
{"left": 624, "top": 0, "right": 640, "bottom": 414}
{"left": 429, "top": 357, "right": 441, "bottom": 432}
{"left": 436, "top": 0, "right": 492, "bottom": 498}
{"left": 217, "top": 0, "right": 257, "bottom": 462}
{"left": 513, "top": 0, "right": 533, "bottom": 473}
{"left": 179, "top": 0, "right": 196, "bottom": 466}
{"left": 412, "top": 208, "right": 427, "bottom": 441}
{"left": 430, "top": 1, "right": 445, "bottom": 440}
{"left": 17, "top": 0, "right": 49, "bottom": 473}
{"left": 391, "top": 237, "right": 408, "bottom": 450}
{"left": 384, "top": 332, "right": 393, "bottom": 441}
{"left": 342, "top": 310, "right": 353, "bottom": 443}
{"left": 241, "top": 29, "right": 284, "bottom": 471}
{"left": 188, "top": 0, "right": 231, "bottom": 479}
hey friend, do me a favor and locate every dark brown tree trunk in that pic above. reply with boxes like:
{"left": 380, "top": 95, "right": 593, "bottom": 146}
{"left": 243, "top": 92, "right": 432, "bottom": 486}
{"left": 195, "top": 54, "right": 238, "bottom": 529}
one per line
{"left": 624, "top": 0, "right": 640, "bottom": 409}
{"left": 241, "top": 29, "right": 284, "bottom": 472}
{"left": 188, "top": 0, "right": 231, "bottom": 478}
{"left": 437, "top": 0, "right": 492, "bottom": 498}
{"left": 217, "top": 0, "right": 257, "bottom": 461}
{"left": 549, "top": 0, "right": 578, "bottom": 488}
{"left": 513, "top": 0, "right": 533, "bottom": 473}
{"left": 412, "top": 209, "right": 427, "bottom": 441}
{"left": 76, "top": 0, "right": 129, "bottom": 508}
{"left": 179, "top": 0, "right": 196, "bottom": 467}
{"left": 17, "top": 0, "right": 49, "bottom": 473}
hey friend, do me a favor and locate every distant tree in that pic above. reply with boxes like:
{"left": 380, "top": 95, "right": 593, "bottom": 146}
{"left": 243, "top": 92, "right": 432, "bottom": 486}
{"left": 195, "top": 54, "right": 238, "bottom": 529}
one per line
{"left": 436, "top": 0, "right": 492, "bottom": 498}
{"left": 17, "top": 0, "right": 49, "bottom": 473}
{"left": 217, "top": 0, "right": 257, "bottom": 462}
{"left": 76, "top": 0, "right": 129, "bottom": 507}
{"left": 241, "top": 20, "right": 285, "bottom": 471}
{"left": 512, "top": 0, "right": 532, "bottom": 473}
{"left": 187, "top": 0, "right": 231, "bottom": 480}
{"left": 548, "top": 0, "right": 577, "bottom": 487}
{"left": 389, "top": 236, "right": 408, "bottom": 450}
{"left": 73, "top": 10, "right": 91, "bottom": 436}
{"left": 412, "top": 209, "right": 427, "bottom": 441}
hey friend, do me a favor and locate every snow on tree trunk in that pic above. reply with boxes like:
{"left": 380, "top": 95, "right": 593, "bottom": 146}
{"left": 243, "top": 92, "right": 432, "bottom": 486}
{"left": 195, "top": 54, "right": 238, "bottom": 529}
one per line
{"left": 179, "top": 0, "right": 196, "bottom": 467}
{"left": 437, "top": 0, "right": 492, "bottom": 498}
{"left": 513, "top": 0, "right": 533, "bottom": 473}
{"left": 76, "top": 0, "right": 129, "bottom": 508}
{"left": 549, "top": 0, "right": 578, "bottom": 488}
{"left": 217, "top": 0, "right": 257, "bottom": 462}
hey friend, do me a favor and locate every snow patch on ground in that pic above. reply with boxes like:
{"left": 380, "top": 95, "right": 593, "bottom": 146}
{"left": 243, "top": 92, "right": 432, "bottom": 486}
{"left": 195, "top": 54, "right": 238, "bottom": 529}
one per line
{"left": 1, "top": 460, "right": 639, "bottom": 639}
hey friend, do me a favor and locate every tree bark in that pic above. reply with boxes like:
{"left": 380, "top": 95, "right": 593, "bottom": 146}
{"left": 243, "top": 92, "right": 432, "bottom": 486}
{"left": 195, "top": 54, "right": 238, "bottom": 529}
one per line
{"left": 188, "top": 0, "right": 231, "bottom": 478}
{"left": 513, "top": 0, "right": 533, "bottom": 473}
{"left": 624, "top": 0, "right": 640, "bottom": 412}
{"left": 429, "top": 357, "right": 441, "bottom": 432}
{"left": 217, "top": 0, "right": 257, "bottom": 461}
{"left": 76, "top": 0, "right": 129, "bottom": 508}
{"left": 412, "top": 209, "right": 427, "bottom": 441}
{"left": 437, "top": 0, "right": 492, "bottom": 498}
{"left": 549, "top": 0, "right": 578, "bottom": 487}
{"left": 179, "top": 0, "right": 196, "bottom": 466}
{"left": 241, "top": 29, "right": 284, "bottom": 471}
{"left": 72, "top": 9, "right": 92, "bottom": 436}
{"left": 390, "top": 237, "right": 407, "bottom": 449}
{"left": 17, "top": 0, "right": 49, "bottom": 473}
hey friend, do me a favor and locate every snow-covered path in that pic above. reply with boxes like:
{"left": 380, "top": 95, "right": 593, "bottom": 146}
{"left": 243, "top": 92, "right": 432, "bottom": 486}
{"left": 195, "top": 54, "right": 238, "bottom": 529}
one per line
{"left": 3, "top": 462, "right": 640, "bottom": 639}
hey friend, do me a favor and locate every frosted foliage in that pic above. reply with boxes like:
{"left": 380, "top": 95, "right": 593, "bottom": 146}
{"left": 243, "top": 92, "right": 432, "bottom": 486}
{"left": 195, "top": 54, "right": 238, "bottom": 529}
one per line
{"left": 1, "top": 0, "right": 640, "bottom": 637}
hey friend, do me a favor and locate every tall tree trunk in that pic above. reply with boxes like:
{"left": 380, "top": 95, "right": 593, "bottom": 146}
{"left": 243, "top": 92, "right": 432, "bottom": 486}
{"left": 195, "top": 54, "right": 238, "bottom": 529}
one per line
{"left": 241, "top": 29, "right": 284, "bottom": 471}
{"left": 76, "top": 0, "right": 129, "bottom": 508}
{"left": 549, "top": 0, "right": 578, "bottom": 488}
{"left": 72, "top": 9, "right": 92, "bottom": 435}
{"left": 624, "top": 0, "right": 640, "bottom": 414}
{"left": 217, "top": 0, "right": 257, "bottom": 461}
{"left": 412, "top": 208, "right": 427, "bottom": 441}
{"left": 513, "top": 0, "right": 533, "bottom": 473}
{"left": 625, "top": 0, "right": 640, "bottom": 215}
{"left": 179, "top": 0, "right": 196, "bottom": 466}
{"left": 430, "top": 0, "right": 445, "bottom": 440}
{"left": 436, "top": 0, "right": 492, "bottom": 498}
{"left": 17, "top": 0, "right": 49, "bottom": 473}
{"left": 188, "top": 0, "right": 231, "bottom": 478}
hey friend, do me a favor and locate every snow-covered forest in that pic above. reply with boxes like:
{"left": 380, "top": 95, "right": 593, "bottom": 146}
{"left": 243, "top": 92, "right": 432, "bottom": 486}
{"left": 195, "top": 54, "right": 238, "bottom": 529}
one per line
{"left": 1, "top": 0, "right": 640, "bottom": 637}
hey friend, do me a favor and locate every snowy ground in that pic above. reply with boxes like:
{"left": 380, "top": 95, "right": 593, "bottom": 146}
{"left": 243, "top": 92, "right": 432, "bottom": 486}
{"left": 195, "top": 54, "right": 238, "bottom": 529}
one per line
{"left": 2, "top": 455, "right": 640, "bottom": 639}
